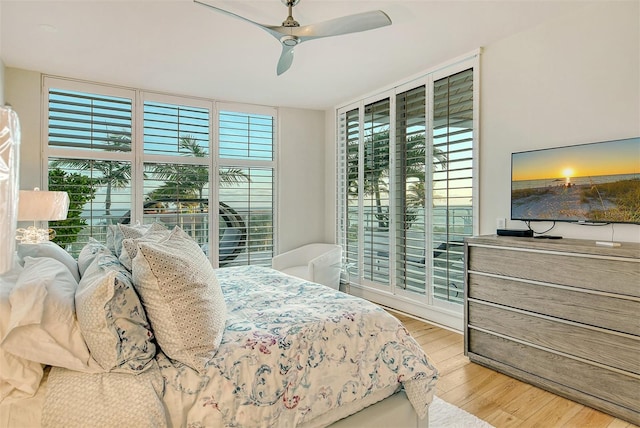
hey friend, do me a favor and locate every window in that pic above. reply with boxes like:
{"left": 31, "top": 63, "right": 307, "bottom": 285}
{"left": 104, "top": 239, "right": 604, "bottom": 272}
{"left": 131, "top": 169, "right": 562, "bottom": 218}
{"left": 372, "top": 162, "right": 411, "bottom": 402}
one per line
{"left": 218, "top": 109, "right": 275, "bottom": 266}
{"left": 431, "top": 69, "right": 475, "bottom": 303}
{"left": 363, "top": 98, "right": 391, "bottom": 286}
{"left": 47, "top": 85, "right": 135, "bottom": 253}
{"left": 395, "top": 85, "right": 427, "bottom": 295}
{"left": 44, "top": 78, "right": 276, "bottom": 267}
{"left": 336, "top": 54, "right": 478, "bottom": 325}
{"left": 141, "top": 96, "right": 213, "bottom": 258}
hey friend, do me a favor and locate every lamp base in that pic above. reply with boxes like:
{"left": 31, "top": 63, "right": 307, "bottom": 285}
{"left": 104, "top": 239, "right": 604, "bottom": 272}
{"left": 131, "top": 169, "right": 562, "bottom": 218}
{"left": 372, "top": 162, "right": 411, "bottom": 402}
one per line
{"left": 16, "top": 226, "right": 56, "bottom": 244}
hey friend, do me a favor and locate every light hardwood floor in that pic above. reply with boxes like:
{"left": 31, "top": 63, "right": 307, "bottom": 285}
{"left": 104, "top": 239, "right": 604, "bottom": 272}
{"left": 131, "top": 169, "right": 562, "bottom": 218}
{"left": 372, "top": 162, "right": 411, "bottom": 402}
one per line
{"left": 392, "top": 311, "right": 638, "bottom": 428}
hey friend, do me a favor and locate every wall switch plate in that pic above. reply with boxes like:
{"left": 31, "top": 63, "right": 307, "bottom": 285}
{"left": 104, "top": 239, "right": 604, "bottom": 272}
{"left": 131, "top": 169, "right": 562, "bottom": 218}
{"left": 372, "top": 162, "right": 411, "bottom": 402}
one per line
{"left": 496, "top": 217, "right": 507, "bottom": 229}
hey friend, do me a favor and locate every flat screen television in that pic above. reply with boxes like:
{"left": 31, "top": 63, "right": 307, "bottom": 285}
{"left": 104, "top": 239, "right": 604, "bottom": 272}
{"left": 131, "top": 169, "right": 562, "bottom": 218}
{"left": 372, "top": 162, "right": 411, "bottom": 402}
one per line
{"left": 511, "top": 137, "right": 640, "bottom": 225}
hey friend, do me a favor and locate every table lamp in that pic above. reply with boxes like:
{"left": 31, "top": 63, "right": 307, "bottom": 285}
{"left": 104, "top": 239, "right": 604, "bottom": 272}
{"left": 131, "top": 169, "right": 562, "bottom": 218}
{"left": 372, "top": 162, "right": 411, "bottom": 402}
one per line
{"left": 16, "top": 187, "right": 70, "bottom": 244}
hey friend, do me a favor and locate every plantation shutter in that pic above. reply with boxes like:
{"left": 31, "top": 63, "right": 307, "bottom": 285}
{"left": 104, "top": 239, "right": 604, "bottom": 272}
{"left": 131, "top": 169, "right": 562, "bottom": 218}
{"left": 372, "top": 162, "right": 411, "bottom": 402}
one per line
{"left": 143, "top": 101, "right": 209, "bottom": 156}
{"left": 219, "top": 111, "right": 273, "bottom": 161}
{"left": 431, "top": 68, "right": 474, "bottom": 303}
{"left": 362, "top": 98, "right": 391, "bottom": 286}
{"left": 395, "top": 85, "right": 427, "bottom": 294}
{"left": 48, "top": 89, "right": 132, "bottom": 152}
{"left": 142, "top": 99, "right": 211, "bottom": 248}
{"left": 218, "top": 111, "right": 275, "bottom": 267}
{"left": 337, "top": 108, "right": 360, "bottom": 281}
{"left": 46, "top": 85, "right": 134, "bottom": 254}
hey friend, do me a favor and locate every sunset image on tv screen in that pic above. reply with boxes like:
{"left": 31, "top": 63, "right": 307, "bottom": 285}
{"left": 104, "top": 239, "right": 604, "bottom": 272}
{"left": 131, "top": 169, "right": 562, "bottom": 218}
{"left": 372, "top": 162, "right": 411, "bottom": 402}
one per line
{"left": 511, "top": 137, "right": 640, "bottom": 224}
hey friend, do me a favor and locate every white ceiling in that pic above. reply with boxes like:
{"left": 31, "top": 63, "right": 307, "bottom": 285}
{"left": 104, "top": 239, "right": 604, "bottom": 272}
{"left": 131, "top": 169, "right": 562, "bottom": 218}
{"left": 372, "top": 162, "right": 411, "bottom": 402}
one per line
{"left": 1, "top": 0, "right": 598, "bottom": 110}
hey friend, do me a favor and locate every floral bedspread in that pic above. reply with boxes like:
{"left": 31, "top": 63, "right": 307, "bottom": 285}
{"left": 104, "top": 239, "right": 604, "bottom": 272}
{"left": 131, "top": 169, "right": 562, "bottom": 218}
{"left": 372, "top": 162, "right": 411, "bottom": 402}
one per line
{"left": 159, "top": 266, "right": 439, "bottom": 428}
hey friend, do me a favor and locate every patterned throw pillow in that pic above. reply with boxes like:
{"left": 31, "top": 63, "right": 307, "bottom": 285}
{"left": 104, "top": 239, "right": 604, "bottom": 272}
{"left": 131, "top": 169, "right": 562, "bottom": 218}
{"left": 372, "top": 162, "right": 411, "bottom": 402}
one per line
{"left": 131, "top": 226, "right": 226, "bottom": 374}
{"left": 119, "top": 223, "right": 170, "bottom": 271}
{"left": 106, "top": 222, "right": 164, "bottom": 258}
{"left": 75, "top": 249, "right": 156, "bottom": 373}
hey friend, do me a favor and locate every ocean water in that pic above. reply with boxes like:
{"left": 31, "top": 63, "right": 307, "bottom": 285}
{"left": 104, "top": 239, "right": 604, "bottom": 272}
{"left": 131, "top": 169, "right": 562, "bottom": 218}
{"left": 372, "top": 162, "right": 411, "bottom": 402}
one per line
{"left": 512, "top": 173, "right": 639, "bottom": 191}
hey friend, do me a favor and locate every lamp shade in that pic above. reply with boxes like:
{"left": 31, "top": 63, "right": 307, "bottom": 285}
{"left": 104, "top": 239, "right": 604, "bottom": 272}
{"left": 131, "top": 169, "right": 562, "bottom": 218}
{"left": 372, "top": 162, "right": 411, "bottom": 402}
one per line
{"left": 18, "top": 189, "right": 70, "bottom": 221}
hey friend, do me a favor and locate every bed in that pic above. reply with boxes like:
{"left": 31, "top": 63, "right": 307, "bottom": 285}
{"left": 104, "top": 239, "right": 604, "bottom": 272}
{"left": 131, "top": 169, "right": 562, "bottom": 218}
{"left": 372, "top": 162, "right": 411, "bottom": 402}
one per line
{"left": 0, "top": 223, "right": 438, "bottom": 427}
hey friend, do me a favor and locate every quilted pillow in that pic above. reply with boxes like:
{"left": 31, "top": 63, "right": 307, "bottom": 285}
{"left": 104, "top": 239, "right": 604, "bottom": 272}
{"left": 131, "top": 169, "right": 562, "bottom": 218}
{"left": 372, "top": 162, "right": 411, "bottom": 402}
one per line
{"left": 16, "top": 242, "right": 80, "bottom": 282}
{"left": 119, "top": 223, "right": 170, "bottom": 271}
{"left": 42, "top": 366, "right": 166, "bottom": 428}
{"left": 131, "top": 226, "right": 226, "bottom": 374}
{"left": 0, "top": 265, "right": 44, "bottom": 401}
{"left": 2, "top": 257, "right": 101, "bottom": 372}
{"left": 75, "top": 249, "right": 156, "bottom": 373}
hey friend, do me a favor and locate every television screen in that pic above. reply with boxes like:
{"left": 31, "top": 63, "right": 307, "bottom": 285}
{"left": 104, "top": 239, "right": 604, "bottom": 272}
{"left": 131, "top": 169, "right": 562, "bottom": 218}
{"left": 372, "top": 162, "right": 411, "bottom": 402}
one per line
{"left": 511, "top": 137, "right": 640, "bottom": 224}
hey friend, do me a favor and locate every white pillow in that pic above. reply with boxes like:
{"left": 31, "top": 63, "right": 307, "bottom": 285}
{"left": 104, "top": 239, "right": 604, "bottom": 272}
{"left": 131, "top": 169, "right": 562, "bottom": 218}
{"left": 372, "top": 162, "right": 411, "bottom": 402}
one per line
{"left": 0, "top": 265, "right": 44, "bottom": 402}
{"left": 1, "top": 257, "right": 101, "bottom": 372}
{"left": 132, "top": 226, "right": 227, "bottom": 374}
{"left": 16, "top": 242, "right": 80, "bottom": 282}
{"left": 77, "top": 237, "right": 110, "bottom": 277}
{"left": 76, "top": 251, "right": 156, "bottom": 373}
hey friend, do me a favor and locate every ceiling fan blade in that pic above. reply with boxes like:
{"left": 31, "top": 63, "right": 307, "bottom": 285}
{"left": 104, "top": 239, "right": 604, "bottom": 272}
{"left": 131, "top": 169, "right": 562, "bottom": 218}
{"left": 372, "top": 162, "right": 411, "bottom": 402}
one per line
{"left": 193, "top": 0, "right": 283, "bottom": 40}
{"left": 292, "top": 10, "right": 391, "bottom": 41}
{"left": 276, "top": 45, "right": 295, "bottom": 76}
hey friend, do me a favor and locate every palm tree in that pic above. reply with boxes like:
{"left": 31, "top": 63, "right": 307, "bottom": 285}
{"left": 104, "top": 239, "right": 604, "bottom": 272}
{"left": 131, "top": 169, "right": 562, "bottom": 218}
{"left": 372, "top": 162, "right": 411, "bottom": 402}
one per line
{"left": 149, "top": 135, "right": 250, "bottom": 202}
{"left": 354, "top": 130, "right": 448, "bottom": 228}
{"left": 50, "top": 132, "right": 132, "bottom": 218}
{"left": 48, "top": 167, "right": 98, "bottom": 249}
{"left": 403, "top": 134, "right": 448, "bottom": 210}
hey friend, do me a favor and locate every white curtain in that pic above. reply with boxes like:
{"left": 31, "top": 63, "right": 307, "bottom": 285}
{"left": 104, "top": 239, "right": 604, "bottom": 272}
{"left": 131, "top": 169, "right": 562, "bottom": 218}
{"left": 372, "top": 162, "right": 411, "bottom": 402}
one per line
{"left": 0, "top": 106, "right": 20, "bottom": 274}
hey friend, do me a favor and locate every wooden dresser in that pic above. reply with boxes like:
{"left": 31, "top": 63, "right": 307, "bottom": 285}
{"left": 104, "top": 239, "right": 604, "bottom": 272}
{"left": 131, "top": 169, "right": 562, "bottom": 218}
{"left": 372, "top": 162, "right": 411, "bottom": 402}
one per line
{"left": 464, "top": 235, "right": 640, "bottom": 424}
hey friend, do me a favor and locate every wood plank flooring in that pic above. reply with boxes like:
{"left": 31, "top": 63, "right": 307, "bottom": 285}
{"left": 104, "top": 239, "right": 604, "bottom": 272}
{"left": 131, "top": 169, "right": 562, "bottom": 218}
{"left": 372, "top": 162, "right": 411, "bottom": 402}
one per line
{"left": 392, "top": 311, "right": 637, "bottom": 428}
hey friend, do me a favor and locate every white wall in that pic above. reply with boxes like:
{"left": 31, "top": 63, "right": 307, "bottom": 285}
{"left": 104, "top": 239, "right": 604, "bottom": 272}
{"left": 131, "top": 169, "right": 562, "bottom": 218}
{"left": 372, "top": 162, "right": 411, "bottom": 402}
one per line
{"left": 480, "top": 1, "right": 640, "bottom": 243}
{"left": 277, "top": 107, "right": 327, "bottom": 252}
{"left": 5, "top": 68, "right": 329, "bottom": 252}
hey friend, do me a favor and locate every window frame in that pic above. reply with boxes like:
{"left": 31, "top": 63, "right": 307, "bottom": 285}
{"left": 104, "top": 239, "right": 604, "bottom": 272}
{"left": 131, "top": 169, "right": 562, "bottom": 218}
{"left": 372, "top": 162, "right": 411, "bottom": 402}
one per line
{"left": 42, "top": 76, "right": 277, "bottom": 267}
{"left": 335, "top": 51, "right": 480, "bottom": 329}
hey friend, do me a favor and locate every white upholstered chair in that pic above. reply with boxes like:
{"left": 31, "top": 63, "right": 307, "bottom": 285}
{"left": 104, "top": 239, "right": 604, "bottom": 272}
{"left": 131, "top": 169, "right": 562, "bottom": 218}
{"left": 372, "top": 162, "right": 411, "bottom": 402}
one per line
{"left": 271, "top": 243, "right": 342, "bottom": 290}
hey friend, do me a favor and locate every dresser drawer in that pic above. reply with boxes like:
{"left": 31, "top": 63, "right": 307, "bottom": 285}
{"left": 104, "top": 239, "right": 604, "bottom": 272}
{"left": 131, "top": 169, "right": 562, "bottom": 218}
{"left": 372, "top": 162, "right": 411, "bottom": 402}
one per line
{"left": 468, "top": 301, "right": 640, "bottom": 374}
{"left": 468, "top": 329, "right": 640, "bottom": 422}
{"left": 468, "top": 273, "right": 640, "bottom": 336}
{"left": 468, "top": 246, "right": 640, "bottom": 297}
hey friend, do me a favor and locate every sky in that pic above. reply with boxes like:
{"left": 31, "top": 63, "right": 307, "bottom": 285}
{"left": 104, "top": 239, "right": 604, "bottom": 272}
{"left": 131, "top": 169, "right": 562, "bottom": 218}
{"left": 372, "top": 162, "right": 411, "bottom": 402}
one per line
{"left": 512, "top": 138, "right": 640, "bottom": 182}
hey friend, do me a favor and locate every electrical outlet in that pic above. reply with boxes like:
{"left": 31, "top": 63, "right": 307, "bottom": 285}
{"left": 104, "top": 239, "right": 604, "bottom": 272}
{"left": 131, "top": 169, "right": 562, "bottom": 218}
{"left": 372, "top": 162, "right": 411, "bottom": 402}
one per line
{"left": 496, "top": 217, "right": 507, "bottom": 229}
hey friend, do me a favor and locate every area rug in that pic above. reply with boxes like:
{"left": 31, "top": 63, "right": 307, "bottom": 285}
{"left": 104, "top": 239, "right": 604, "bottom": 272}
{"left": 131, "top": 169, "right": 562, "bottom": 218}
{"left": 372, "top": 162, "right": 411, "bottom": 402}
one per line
{"left": 429, "top": 396, "right": 494, "bottom": 428}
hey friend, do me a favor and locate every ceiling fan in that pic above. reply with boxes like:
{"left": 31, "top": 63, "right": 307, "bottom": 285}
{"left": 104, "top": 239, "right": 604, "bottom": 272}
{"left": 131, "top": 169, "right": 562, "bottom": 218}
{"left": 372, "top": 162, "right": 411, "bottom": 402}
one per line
{"left": 194, "top": 0, "right": 392, "bottom": 75}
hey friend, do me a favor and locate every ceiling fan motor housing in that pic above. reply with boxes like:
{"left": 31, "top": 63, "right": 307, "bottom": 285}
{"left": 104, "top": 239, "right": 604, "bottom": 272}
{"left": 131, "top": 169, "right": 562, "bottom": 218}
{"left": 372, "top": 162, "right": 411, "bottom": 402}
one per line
{"left": 280, "top": 35, "right": 300, "bottom": 46}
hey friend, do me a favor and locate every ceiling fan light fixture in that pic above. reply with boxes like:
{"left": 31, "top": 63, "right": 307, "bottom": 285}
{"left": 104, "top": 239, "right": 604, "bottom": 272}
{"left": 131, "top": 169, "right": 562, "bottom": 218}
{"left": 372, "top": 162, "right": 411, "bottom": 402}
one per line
{"left": 280, "top": 35, "right": 300, "bottom": 46}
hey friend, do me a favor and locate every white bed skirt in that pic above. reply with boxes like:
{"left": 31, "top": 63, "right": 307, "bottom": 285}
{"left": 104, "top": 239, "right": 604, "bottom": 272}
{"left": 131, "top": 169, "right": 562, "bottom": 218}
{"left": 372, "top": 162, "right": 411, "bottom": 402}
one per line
{"left": 328, "top": 389, "right": 428, "bottom": 428}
